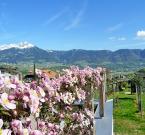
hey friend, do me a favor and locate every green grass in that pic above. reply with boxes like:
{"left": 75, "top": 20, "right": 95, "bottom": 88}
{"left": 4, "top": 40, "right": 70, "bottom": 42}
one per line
{"left": 113, "top": 92, "right": 145, "bottom": 135}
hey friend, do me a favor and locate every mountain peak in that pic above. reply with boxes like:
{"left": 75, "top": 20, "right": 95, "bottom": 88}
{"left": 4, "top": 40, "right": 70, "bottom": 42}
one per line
{"left": 0, "top": 41, "right": 35, "bottom": 51}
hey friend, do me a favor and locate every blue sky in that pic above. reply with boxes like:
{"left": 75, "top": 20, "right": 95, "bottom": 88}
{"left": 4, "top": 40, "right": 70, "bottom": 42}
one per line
{"left": 0, "top": 0, "right": 145, "bottom": 50}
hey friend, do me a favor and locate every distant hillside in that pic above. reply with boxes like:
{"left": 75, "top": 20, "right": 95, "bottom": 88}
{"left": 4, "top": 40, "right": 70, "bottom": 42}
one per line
{"left": 1, "top": 42, "right": 145, "bottom": 71}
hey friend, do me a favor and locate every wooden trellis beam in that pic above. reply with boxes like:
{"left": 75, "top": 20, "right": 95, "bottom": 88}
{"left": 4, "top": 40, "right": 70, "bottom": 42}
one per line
{"left": 99, "top": 71, "right": 106, "bottom": 117}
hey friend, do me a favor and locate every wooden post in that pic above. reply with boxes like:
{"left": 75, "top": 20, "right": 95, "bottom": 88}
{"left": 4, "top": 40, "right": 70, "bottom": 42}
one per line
{"left": 140, "top": 86, "right": 142, "bottom": 117}
{"left": 136, "top": 84, "right": 138, "bottom": 105}
{"left": 33, "top": 63, "right": 36, "bottom": 80}
{"left": 114, "top": 83, "right": 118, "bottom": 103}
{"left": 18, "top": 73, "right": 23, "bottom": 81}
{"left": 112, "top": 83, "right": 114, "bottom": 93}
{"left": 137, "top": 85, "right": 142, "bottom": 115}
{"left": 116, "top": 83, "right": 118, "bottom": 92}
{"left": 99, "top": 71, "right": 106, "bottom": 117}
{"left": 136, "top": 84, "right": 142, "bottom": 115}
{"left": 113, "top": 83, "right": 116, "bottom": 106}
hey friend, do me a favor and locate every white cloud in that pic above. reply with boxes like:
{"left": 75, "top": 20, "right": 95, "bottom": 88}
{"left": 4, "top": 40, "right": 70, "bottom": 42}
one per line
{"left": 64, "top": 0, "right": 88, "bottom": 31}
{"left": 107, "top": 23, "right": 123, "bottom": 32}
{"left": 43, "top": 8, "right": 68, "bottom": 26}
{"left": 108, "top": 37, "right": 116, "bottom": 40}
{"left": 137, "top": 30, "right": 145, "bottom": 39}
{"left": 108, "top": 36, "right": 126, "bottom": 41}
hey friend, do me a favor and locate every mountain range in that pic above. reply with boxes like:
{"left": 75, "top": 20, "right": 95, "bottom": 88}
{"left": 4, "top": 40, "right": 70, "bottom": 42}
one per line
{"left": 0, "top": 42, "right": 145, "bottom": 71}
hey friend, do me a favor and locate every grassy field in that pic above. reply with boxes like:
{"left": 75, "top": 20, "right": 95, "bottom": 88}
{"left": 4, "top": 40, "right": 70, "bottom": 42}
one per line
{"left": 113, "top": 92, "right": 145, "bottom": 135}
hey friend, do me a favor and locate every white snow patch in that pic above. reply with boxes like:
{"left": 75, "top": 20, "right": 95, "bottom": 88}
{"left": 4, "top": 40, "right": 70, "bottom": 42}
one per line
{"left": 0, "top": 41, "right": 35, "bottom": 51}
{"left": 47, "top": 50, "right": 53, "bottom": 53}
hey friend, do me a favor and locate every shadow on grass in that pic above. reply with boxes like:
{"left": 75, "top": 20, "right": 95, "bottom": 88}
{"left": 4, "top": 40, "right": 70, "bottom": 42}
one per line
{"left": 118, "top": 97, "right": 134, "bottom": 100}
{"left": 127, "top": 93, "right": 135, "bottom": 95}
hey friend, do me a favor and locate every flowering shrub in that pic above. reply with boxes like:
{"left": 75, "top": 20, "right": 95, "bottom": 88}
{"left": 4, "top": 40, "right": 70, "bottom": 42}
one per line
{"left": 0, "top": 66, "right": 104, "bottom": 135}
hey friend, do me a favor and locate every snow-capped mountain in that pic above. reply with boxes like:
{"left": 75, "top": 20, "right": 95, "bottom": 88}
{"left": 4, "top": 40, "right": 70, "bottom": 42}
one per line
{"left": 1, "top": 41, "right": 145, "bottom": 71}
{"left": 0, "top": 42, "right": 34, "bottom": 51}
{"left": 0, "top": 42, "right": 54, "bottom": 63}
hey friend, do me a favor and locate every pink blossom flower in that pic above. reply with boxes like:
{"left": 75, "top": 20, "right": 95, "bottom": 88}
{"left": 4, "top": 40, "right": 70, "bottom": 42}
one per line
{"left": 29, "top": 95, "right": 39, "bottom": 113}
{"left": 0, "top": 119, "right": 12, "bottom": 135}
{"left": 0, "top": 93, "right": 16, "bottom": 110}
{"left": 0, "top": 78, "right": 4, "bottom": 88}
{"left": 60, "top": 92, "right": 75, "bottom": 105}
{"left": 72, "top": 113, "right": 79, "bottom": 120}
{"left": 25, "top": 117, "right": 31, "bottom": 128}
{"left": 11, "top": 120, "right": 23, "bottom": 133}
{"left": 2, "top": 129, "right": 12, "bottom": 135}
{"left": 48, "top": 123, "right": 54, "bottom": 129}
{"left": 23, "top": 94, "right": 30, "bottom": 102}
{"left": 6, "top": 83, "right": 17, "bottom": 89}
{"left": 0, "top": 119, "right": 3, "bottom": 128}
{"left": 30, "top": 130, "right": 43, "bottom": 135}
{"left": 60, "top": 113, "right": 64, "bottom": 119}
{"left": 38, "top": 121, "right": 46, "bottom": 130}
{"left": 8, "top": 95, "right": 15, "bottom": 101}
{"left": 76, "top": 88, "right": 86, "bottom": 100}
{"left": 85, "top": 108, "right": 94, "bottom": 119}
